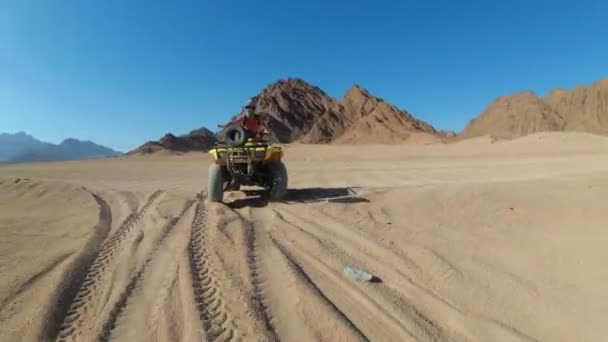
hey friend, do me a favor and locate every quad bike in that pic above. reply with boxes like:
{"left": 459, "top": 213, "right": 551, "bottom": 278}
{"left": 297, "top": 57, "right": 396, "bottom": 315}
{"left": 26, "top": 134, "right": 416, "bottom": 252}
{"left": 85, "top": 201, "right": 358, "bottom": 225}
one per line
{"left": 207, "top": 124, "right": 288, "bottom": 203}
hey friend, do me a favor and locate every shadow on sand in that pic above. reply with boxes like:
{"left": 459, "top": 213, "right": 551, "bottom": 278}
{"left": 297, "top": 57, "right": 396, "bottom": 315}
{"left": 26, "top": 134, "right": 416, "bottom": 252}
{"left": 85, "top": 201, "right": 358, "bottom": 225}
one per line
{"left": 227, "top": 187, "right": 369, "bottom": 209}
{"left": 369, "top": 275, "right": 383, "bottom": 283}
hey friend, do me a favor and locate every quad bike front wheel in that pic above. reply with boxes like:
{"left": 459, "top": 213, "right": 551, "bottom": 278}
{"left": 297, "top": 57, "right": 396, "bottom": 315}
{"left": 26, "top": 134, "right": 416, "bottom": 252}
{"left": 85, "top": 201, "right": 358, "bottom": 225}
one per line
{"left": 207, "top": 164, "right": 225, "bottom": 202}
{"left": 268, "top": 161, "right": 288, "bottom": 201}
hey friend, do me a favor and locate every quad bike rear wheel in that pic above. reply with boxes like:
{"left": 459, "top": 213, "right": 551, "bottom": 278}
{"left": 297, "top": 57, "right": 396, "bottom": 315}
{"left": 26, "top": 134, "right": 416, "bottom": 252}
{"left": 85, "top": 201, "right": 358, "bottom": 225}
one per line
{"left": 207, "top": 164, "right": 225, "bottom": 202}
{"left": 268, "top": 161, "right": 288, "bottom": 201}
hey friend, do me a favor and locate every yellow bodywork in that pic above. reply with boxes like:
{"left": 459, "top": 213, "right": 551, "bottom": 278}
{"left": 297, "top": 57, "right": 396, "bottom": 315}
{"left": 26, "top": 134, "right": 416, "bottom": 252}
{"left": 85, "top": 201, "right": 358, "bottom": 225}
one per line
{"left": 209, "top": 139, "right": 283, "bottom": 165}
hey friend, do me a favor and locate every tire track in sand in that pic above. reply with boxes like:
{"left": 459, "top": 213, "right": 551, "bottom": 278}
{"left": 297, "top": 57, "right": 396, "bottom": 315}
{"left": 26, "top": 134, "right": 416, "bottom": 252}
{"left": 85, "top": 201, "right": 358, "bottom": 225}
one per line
{"left": 188, "top": 202, "right": 237, "bottom": 341}
{"left": 241, "top": 218, "right": 278, "bottom": 342}
{"left": 43, "top": 191, "right": 112, "bottom": 341}
{"left": 52, "top": 190, "right": 164, "bottom": 341}
{"left": 99, "top": 199, "right": 196, "bottom": 342}
{"left": 269, "top": 207, "right": 422, "bottom": 341}
{"left": 272, "top": 206, "right": 535, "bottom": 342}
{"left": 245, "top": 213, "right": 368, "bottom": 342}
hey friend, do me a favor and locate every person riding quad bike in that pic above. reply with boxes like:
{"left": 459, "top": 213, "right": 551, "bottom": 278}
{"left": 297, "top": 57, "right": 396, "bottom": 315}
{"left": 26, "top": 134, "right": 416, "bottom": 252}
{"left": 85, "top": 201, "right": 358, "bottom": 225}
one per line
{"left": 208, "top": 98, "right": 287, "bottom": 195}
{"left": 219, "top": 98, "right": 273, "bottom": 142}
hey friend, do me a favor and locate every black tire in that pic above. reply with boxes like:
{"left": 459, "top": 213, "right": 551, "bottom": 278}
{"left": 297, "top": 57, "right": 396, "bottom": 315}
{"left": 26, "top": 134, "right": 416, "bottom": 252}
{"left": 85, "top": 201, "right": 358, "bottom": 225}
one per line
{"left": 268, "top": 161, "right": 288, "bottom": 201}
{"left": 224, "top": 124, "right": 249, "bottom": 147}
{"left": 225, "top": 182, "right": 241, "bottom": 191}
{"left": 207, "top": 164, "right": 225, "bottom": 202}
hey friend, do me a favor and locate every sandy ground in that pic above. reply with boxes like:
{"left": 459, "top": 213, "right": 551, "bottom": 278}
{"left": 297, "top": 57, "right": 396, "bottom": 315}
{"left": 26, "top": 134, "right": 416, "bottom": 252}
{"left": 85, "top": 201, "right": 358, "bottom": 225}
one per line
{"left": 1, "top": 131, "right": 607, "bottom": 342}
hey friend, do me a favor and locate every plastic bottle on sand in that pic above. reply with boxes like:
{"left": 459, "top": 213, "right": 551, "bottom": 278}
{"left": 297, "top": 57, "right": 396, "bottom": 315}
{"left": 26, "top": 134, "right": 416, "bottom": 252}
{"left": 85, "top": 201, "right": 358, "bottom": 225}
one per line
{"left": 342, "top": 266, "right": 373, "bottom": 282}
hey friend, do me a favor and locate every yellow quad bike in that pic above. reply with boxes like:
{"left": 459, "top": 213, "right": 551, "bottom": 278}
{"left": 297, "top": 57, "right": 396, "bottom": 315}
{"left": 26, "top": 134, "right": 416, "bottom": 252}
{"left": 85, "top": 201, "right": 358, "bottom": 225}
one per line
{"left": 207, "top": 136, "right": 288, "bottom": 203}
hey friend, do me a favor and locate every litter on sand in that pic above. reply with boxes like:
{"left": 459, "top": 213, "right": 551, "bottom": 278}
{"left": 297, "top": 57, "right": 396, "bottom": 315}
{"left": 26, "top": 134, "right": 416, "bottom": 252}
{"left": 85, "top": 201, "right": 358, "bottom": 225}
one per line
{"left": 342, "top": 266, "right": 374, "bottom": 282}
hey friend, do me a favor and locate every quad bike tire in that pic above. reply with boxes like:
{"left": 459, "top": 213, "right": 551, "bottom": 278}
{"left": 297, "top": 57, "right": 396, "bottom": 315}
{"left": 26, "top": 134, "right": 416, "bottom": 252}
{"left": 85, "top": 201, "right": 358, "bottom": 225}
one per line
{"left": 223, "top": 124, "right": 249, "bottom": 147}
{"left": 225, "top": 182, "right": 241, "bottom": 191}
{"left": 268, "top": 161, "right": 288, "bottom": 201}
{"left": 207, "top": 164, "right": 225, "bottom": 202}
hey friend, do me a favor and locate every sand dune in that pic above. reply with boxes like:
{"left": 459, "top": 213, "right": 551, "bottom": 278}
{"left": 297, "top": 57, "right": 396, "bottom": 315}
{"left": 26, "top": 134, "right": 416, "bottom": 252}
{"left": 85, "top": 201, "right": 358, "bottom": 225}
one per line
{"left": 1, "top": 132, "right": 608, "bottom": 341}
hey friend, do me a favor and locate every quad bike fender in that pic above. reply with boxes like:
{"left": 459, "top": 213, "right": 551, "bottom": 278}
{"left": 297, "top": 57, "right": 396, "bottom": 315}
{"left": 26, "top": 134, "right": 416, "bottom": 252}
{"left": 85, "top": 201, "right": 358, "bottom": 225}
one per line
{"left": 209, "top": 144, "right": 283, "bottom": 164}
{"left": 264, "top": 146, "right": 283, "bottom": 163}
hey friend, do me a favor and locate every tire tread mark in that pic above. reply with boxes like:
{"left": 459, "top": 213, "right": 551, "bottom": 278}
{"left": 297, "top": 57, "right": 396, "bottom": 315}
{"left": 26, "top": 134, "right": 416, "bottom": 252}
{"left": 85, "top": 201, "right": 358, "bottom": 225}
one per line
{"left": 187, "top": 202, "right": 237, "bottom": 342}
{"left": 98, "top": 267, "right": 145, "bottom": 342}
{"left": 42, "top": 191, "right": 112, "bottom": 341}
{"left": 53, "top": 190, "right": 164, "bottom": 341}
{"left": 272, "top": 211, "right": 420, "bottom": 340}
{"left": 99, "top": 199, "right": 196, "bottom": 341}
{"left": 269, "top": 235, "right": 370, "bottom": 342}
{"left": 243, "top": 220, "right": 279, "bottom": 341}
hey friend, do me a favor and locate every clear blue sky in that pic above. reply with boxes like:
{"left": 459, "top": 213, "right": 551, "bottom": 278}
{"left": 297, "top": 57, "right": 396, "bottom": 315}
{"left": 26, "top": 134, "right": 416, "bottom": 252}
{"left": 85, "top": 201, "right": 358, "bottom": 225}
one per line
{"left": 2, "top": 0, "right": 607, "bottom": 152}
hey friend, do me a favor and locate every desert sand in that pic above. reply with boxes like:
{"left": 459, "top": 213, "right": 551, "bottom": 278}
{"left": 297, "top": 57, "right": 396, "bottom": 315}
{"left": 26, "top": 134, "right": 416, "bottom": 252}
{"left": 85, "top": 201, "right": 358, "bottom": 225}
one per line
{"left": 1, "top": 131, "right": 608, "bottom": 342}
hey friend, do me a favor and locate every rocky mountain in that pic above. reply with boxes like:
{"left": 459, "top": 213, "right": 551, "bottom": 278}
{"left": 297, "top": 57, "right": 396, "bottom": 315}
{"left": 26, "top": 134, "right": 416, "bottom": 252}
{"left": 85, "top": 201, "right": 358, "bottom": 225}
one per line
{"left": 251, "top": 78, "right": 342, "bottom": 143}
{"left": 0, "top": 132, "right": 122, "bottom": 163}
{"left": 330, "top": 85, "right": 439, "bottom": 144}
{"left": 130, "top": 128, "right": 218, "bottom": 155}
{"left": 459, "top": 91, "right": 565, "bottom": 139}
{"left": 460, "top": 77, "right": 608, "bottom": 139}
{"left": 246, "top": 78, "right": 442, "bottom": 144}
{"left": 543, "top": 78, "right": 608, "bottom": 134}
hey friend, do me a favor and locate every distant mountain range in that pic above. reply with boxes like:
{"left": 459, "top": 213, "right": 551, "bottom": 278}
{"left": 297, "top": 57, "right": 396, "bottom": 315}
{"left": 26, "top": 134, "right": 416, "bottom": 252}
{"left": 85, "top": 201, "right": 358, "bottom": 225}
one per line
{"left": 0, "top": 132, "right": 122, "bottom": 163}
{"left": 49, "top": 75, "right": 608, "bottom": 157}
{"left": 129, "top": 128, "right": 218, "bottom": 155}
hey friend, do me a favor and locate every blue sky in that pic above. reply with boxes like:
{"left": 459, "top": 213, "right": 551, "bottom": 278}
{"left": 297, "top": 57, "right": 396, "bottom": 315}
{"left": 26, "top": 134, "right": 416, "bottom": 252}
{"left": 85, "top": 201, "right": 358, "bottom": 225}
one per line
{"left": 1, "top": 0, "right": 607, "bottom": 152}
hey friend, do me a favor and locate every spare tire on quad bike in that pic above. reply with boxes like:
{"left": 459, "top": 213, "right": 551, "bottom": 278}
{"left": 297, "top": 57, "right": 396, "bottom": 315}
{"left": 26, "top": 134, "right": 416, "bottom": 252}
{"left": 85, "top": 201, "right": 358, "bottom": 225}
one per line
{"left": 223, "top": 124, "right": 249, "bottom": 147}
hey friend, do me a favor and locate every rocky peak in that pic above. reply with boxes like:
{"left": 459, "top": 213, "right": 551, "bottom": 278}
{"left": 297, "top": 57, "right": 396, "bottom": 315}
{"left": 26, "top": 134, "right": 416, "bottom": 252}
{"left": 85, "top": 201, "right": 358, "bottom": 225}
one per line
{"left": 187, "top": 127, "right": 215, "bottom": 137}
{"left": 251, "top": 78, "right": 337, "bottom": 142}
{"left": 499, "top": 90, "right": 538, "bottom": 102}
{"left": 258, "top": 78, "right": 330, "bottom": 99}
{"left": 546, "top": 87, "right": 568, "bottom": 99}
{"left": 130, "top": 127, "right": 218, "bottom": 155}
{"left": 345, "top": 84, "right": 371, "bottom": 98}
{"left": 460, "top": 89, "right": 565, "bottom": 139}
